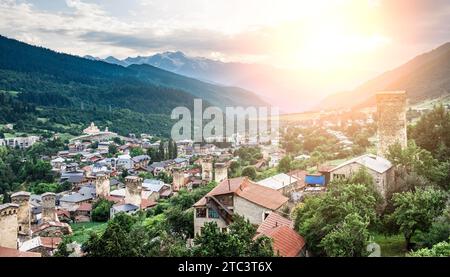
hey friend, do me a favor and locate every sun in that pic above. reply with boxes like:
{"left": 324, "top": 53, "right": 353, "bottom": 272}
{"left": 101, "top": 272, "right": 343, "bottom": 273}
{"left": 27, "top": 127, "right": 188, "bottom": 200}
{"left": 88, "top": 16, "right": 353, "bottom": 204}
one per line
{"left": 270, "top": 0, "right": 391, "bottom": 71}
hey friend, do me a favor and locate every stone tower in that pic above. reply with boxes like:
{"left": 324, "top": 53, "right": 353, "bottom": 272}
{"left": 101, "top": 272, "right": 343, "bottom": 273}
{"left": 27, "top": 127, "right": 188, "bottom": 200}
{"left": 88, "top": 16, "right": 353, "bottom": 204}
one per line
{"left": 0, "top": 203, "right": 19, "bottom": 249}
{"left": 214, "top": 163, "right": 228, "bottom": 183}
{"left": 41, "top": 192, "right": 58, "bottom": 222}
{"left": 376, "top": 91, "right": 407, "bottom": 158}
{"left": 201, "top": 159, "right": 213, "bottom": 181}
{"left": 125, "top": 176, "right": 142, "bottom": 207}
{"left": 95, "top": 173, "right": 110, "bottom": 198}
{"left": 11, "top": 191, "right": 31, "bottom": 237}
{"left": 172, "top": 169, "right": 185, "bottom": 192}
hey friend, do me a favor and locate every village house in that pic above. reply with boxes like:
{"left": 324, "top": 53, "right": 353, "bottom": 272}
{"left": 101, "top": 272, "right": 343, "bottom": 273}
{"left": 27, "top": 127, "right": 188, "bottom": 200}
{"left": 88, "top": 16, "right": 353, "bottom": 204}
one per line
{"left": 255, "top": 212, "right": 306, "bottom": 257}
{"left": 117, "top": 154, "right": 133, "bottom": 170}
{"left": 193, "top": 177, "right": 289, "bottom": 235}
{"left": 0, "top": 135, "right": 39, "bottom": 149}
{"left": 257, "top": 173, "right": 301, "bottom": 197}
{"left": 19, "top": 236, "right": 61, "bottom": 257}
{"left": 328, "top": 154, "right": 394, "bottom": 198}
{"left": 142, "top": 179, "right": 172, "bottom": 201}
{"left": 132, "top": 154, "right": 151, "bottom": 168}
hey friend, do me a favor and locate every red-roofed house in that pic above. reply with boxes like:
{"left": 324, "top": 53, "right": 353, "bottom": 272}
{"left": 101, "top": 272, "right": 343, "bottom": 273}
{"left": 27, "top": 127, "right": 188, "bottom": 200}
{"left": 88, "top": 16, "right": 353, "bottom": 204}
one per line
{"left": 193, "top": 177, "right": 289, "bottom": 235}
{"left": 74, "top": 203, "right": 92, "bottom": 222}
{"left": 255, "top": 212, "right": 306, "bottom": 257}
{"left": 0, "top": 247, "right": 41, "bottom": 257}
{"left": 19, "top": 236, "right": 62, "bottom": 257}
{"left": 260, "top": 225, "right": 306, "bottom": 257}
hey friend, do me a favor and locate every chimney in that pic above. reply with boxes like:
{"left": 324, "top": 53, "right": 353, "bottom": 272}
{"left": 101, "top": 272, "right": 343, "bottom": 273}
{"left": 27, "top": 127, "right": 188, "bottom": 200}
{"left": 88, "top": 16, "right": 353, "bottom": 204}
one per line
{"left": 228, "top": 179, "right": 231, "bottom": 191}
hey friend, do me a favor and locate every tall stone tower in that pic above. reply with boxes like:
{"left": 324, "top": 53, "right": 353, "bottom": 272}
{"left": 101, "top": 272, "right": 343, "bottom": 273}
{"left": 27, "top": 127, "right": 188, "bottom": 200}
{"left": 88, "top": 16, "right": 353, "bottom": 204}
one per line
{"left": 0, "top": 203, "right": 19, "bottom": 249}
{"left": 11, "top": 191, "right": 31, "bottom": 237}
{"left": 41, "top": 192, "right": 58, "bottom": 222}
{"left": 125, "top": 176, "right": 142, "bottom": 207}
{"left": 201, "top": 159, "right": 213, "bottom": 181}
{"left": 95, "top": 173, "right": 110, "bottom": 198}
{"left": 214, "top": 163, "right": 228, "bottom": 183}
{"left": 172, "top": 169, "right": 185, "bottom": 192}
{"left": 376, "top": 91, "right": 407, "bottom": 158}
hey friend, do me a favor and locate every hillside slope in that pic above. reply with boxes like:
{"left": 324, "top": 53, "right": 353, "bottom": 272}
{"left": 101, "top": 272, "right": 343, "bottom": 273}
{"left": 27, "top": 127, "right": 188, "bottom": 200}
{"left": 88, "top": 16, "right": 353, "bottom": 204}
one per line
{"left": 319, "top": 42, "right": 450, "bottom": 110}
{"left": 0, "top": 35, "right": 265, "bottom": 114}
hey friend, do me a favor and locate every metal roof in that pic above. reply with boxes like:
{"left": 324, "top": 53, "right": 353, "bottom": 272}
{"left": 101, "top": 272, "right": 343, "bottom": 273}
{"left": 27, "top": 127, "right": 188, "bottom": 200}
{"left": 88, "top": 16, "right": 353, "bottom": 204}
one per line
{"left": 257, "top": 173, "right": 299, "bottom": 190}
{"left": 331, "top": 154, "right": 392, "bottom": 174}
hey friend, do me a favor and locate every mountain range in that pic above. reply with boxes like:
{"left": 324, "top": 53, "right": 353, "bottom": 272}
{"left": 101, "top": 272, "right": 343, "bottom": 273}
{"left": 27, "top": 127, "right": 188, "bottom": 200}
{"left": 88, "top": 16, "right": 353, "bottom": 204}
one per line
{"left": 88, "top": 52, "right": 337, "bottom": 112}
{"left": 318, "top": 42, "right": 450, "bottom": 110}
{"left": 0, "top": 35, "right": 265, "bottom": 112}
{"left": 95, "top": 42, "right": 450, "bottom": 112}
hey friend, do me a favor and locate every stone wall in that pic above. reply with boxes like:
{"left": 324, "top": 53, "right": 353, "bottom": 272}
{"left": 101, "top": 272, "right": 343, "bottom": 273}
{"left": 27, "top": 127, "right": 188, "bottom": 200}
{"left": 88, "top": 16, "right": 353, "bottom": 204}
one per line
{"left": 193, "top": 210, "right": 228, "bottom": 235}
{"left": 201, "top": 160, "right": 213, "bottom": 181}
{"left": 11, "top": 191, "right": 31, "bottom": 237}
{"left": 234, "top": 196, "right": 269, "bottom": 225}
{"left": 41, "top": 192, "right": 58, "bottom": 222}
{"left": 95, "top": 174, "right": 110, "bottom": 198}
{"left": 0, "top": 203, "right": 19, "bottom": 249}
{"left": 214, "top": 163, "right": 228, "bottom": 183}
{"left": 376, "top": 91, "right": 407, "bottom": 158}
{"left": 172, "top": 170, "right": 185, "bottom": 191}
{"left": 125, "top": 176, "right": 142, "bottom": 207}
{"left": 329, "top": 162, "right": 388, "bottom": 198}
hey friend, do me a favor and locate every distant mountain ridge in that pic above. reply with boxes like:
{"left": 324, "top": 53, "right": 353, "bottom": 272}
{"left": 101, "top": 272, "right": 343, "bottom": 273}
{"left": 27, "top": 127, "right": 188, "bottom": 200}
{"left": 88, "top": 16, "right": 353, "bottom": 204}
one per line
{"left": 318, "top": 42, "right": 450, "bottom": 110}
{"left": 93, "top": 52, "right": 331, "bottom": 112}
{"left": 0, "top": 35, "right": 265, "bottom": 113}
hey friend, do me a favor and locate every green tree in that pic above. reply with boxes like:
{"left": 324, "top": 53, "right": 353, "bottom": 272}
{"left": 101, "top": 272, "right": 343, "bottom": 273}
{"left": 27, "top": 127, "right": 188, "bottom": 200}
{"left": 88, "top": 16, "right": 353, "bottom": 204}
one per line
{"left": 168, "top": 139, "right": 174, "bottom": 159}
{"left": 409, "top": 240, "right": 450, "bottom": 257}
{"left": 390, "top": 187, "right": 447, "bottom": 249}
{"left": 172, "top": 141, "right": 178, "bottom": 158}
{"left": 147, "top": 147, "right": 159, "bottom": 162}
{"left": 319, "top": 213, "right": 370, "bottom": 257}
{"left": 53, "top": 236, "right": 74, "bottom": 257}
{"left": 108, "top": 144, "right": 118, "bottom": 156}
{"left": 294, "top": 182, "right": 378, "bottom": 256}
{"left": 241, "top": 166, "right": 257, "bottom": 180}
{"left": 410, "top": 105, "right": 450, "bottom": 161}
{"left": 158, "top": 140, "right": 165, "bottom": 161}
{"left": 387, "top": 141, "right": 450, "bottom": 190}
{"left": 91, "top": 199, "right": 115, "bottom": 222}
{"left": 277, "top": 156, "right": 292, "bottom": 173}
{"left": 130, "top": 147, "right": 144, "bottom": 157}
{"left": 83, "top": 213, "right": 142, "bottom": 257}
{"left": 229, "top": 161, "right": 241, "bottom": 177}
{"left": 192, "top": 215, "right": 274, "bottom": 257}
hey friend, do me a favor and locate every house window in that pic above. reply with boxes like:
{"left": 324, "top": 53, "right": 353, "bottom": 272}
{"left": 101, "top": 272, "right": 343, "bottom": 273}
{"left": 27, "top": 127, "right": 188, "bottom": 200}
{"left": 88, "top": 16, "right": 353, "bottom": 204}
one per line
{"left": 208, "top": 209, "right": 219, "bottom": 218}
{"left": 196, "top": 208, "right": 206, "bottom": 218}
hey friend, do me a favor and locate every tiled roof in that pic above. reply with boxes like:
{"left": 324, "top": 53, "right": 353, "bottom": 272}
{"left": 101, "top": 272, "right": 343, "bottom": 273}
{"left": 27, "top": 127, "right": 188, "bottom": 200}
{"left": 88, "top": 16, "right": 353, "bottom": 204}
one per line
{"left": 140, "top": 199, "right": 157, "bottom": 209}
{"left": 76, "top": 203, "right": 92, "bottom": 212}
{"left": 262, "top": 225, "right": 305, "bottom": 257}
{"left": 256, "top": 212, "right": 293, "bottom": 234}
{"left": 236, "top": 181, "right": 288, "bottom": 210}
{"left": 56, "top": 209, "right": 70, "bottom": 218}
{"left": 0, "top": 247, "right": 41, "bottom": 257}
{"left": 40, "top": 237, "right": 62, "bottom": 249}
{"left": 194, "top": 177, "right": 288, "bottom": 210}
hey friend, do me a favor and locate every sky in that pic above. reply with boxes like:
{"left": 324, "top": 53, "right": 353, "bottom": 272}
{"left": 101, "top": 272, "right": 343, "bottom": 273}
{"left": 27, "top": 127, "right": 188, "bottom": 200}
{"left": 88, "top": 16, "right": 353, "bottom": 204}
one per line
{"left": 1, "top": 0, "right": 450, "bottom": 94}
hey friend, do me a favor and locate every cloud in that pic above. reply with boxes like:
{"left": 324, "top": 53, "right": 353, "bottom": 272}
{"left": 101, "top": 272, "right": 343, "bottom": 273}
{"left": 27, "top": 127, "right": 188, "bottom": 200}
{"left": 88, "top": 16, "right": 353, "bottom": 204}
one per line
{"left": 0, "top": 0, "right": 450, "bottom": 66}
